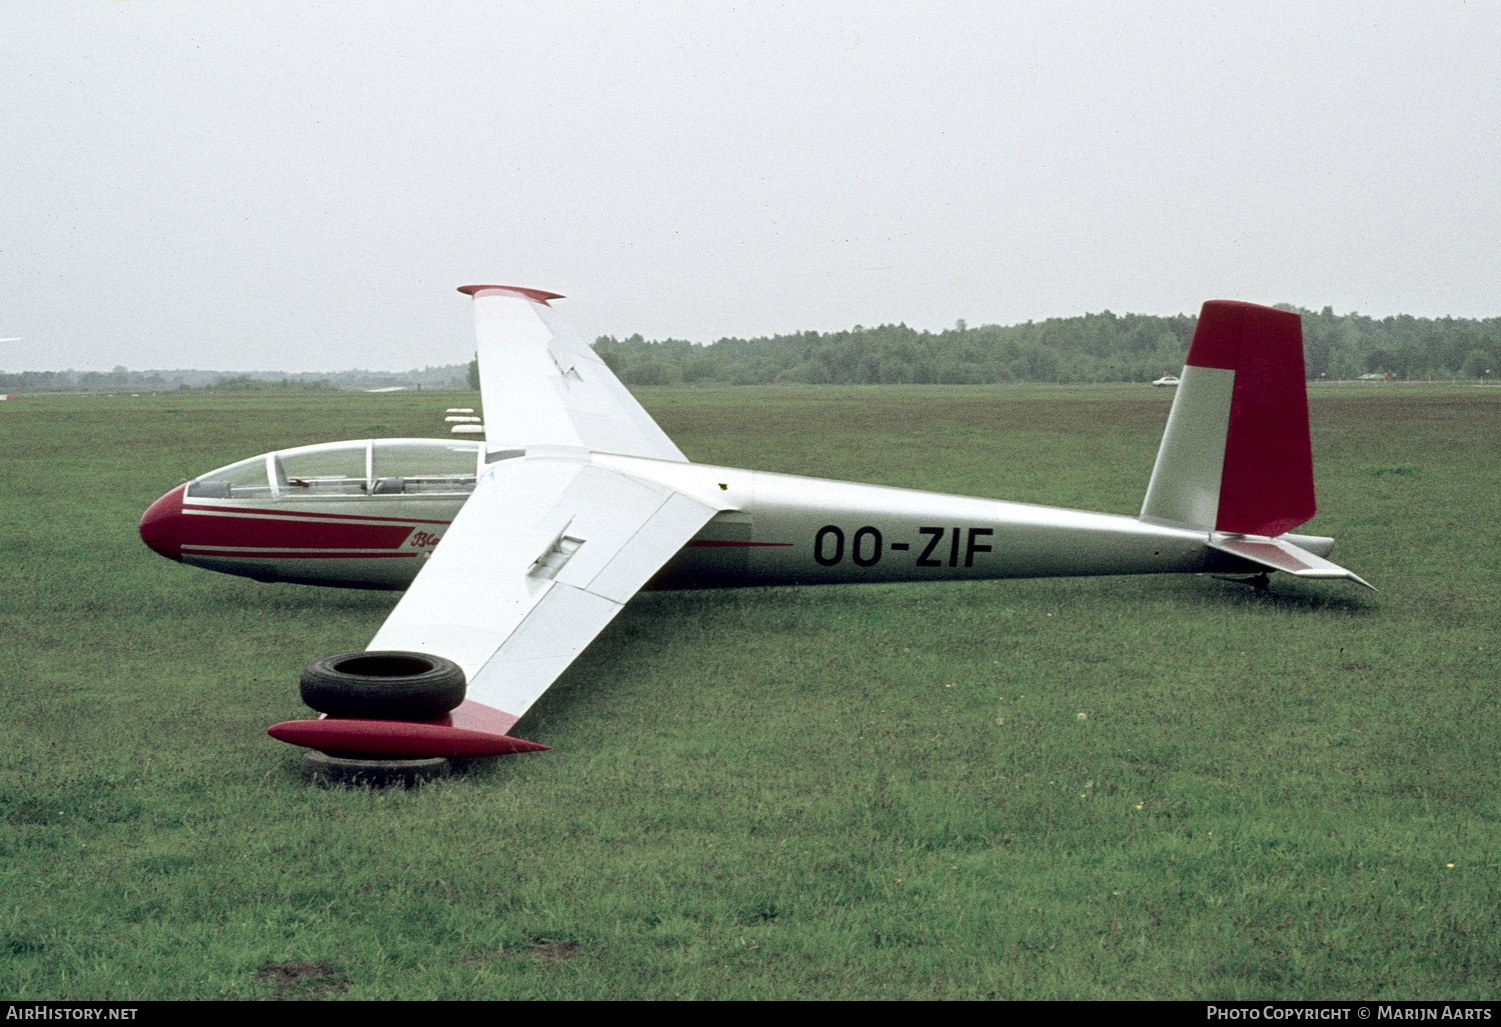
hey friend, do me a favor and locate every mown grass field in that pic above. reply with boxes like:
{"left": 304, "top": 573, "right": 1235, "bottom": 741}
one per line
{"left": 1, "top": 383, "right": 1497, "bottom": 1000}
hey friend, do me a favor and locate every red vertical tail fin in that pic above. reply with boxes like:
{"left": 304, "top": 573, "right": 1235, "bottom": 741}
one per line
{"left": 1140, "top": 301, "right": 1314, "bottom": 536}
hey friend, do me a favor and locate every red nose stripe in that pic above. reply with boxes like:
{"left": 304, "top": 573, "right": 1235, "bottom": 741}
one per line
{"left": 180, "top": 510, "right": 422, "bottom": 553}
{"left": 139, "top": 485, "right": 188, "bottom": 561}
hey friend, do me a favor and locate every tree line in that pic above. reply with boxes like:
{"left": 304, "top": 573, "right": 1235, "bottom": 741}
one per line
{"left": 0, "top": 364, "right": 470, "bottom": 392}
{"left": 6, "top": 306, "right": 1497, "bottom": 392}
{"left": 594, "top": 306, "right": 1501, "bottom": 386}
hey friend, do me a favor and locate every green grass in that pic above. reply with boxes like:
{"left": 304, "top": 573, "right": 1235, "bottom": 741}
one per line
{"left": 0, "top": 384, "right": 1497, "bottom": 999}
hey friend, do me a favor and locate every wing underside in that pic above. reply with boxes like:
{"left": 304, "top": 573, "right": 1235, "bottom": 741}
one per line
{"left": 368, "top": 456, "right": 719, "bottom": 722}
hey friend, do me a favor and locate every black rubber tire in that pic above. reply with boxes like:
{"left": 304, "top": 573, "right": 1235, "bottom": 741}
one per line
{"left": 299, "top": 650, "right": 466, "bottom": 721}
{"left": 301, "top": 750, "right": 451, "bottom": 788}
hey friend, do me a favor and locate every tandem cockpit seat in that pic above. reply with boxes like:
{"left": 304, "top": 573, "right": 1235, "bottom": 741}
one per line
{"left": 185, "top": 479, "right": 233, "bottom": 499}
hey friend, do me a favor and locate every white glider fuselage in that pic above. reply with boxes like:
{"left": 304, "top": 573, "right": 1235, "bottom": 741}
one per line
{"left": 145, "top": 444, "right": 1332, "bottom": 592}
{"left": 602, "top": 452, "right": 1288, "bottom": 588}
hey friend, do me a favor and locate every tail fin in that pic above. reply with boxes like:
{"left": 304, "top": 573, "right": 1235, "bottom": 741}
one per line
{"left": 1139, "top": 301, "right": 1314, "bottom": 536}
{"left": 1140, "top": 301, "right": 1375, "bottom": 590}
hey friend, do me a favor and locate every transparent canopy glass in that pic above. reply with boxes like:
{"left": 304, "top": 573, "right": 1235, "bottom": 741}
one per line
{"left": 191, "top": 439, "right": 482, "bottom": 498}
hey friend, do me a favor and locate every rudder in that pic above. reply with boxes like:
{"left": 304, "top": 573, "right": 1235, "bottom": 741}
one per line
{"left": 1139, "top": 301, "right": 1315, "bottom": 536}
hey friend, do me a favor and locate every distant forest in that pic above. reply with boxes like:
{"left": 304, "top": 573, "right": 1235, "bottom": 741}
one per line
{"left": 594, "top": 306, "right": 1501, "bottom": 386}
{"left": 0, "top": 363, "right": 471, "bottom": 392}
{"left": 5, "top": 306, "right": 1498, "bottom": 392}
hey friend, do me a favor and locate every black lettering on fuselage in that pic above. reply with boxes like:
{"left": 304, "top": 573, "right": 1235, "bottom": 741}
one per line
{"left": 917, "top": 527, "right": 944, "bottom": 567}
{"left": 814, "top": 525, "right": 844, "bottom": 566}
{"left": 965, "top": 528, "right": 994, "bottom": 567}
{"left": 815, "top": 525, "right": 992, "bottom": 570}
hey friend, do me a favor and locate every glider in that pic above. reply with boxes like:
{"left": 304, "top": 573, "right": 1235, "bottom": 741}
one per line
{"left": 139, "top": 289, "right": 1372, "bottom": 758}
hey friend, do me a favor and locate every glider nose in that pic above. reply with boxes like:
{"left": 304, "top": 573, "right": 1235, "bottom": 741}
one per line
{"left": 139, "top": 485, "right": 187, "bottom": 562}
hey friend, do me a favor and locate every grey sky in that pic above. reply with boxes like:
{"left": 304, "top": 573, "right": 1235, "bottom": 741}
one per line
{"left": 3, "top": 1, "right": 1497, "bottom": 372}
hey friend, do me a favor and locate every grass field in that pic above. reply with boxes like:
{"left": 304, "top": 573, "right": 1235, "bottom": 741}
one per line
{"left": 1, "top": 383, "right": 1497, "bottom": 1000}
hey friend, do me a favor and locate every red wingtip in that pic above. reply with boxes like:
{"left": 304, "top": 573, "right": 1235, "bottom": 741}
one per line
{"left": 458, "top": 285, "right": 565, "bottom": 305}
{"left": 267, "top": 700, "right": 548, "bottom": 758}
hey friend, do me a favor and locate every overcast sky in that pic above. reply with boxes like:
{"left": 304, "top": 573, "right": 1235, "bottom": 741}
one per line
{"left": 3, "top": 1, "right": 1498, "bottom": 372}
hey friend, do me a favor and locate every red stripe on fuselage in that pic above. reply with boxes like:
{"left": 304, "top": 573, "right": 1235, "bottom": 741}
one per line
{"left": 182, "top": 548, "right": 421, "bottom": 560}
{"left": 180, "top": 508, "right": 446, "bottom": 554}
{"left": 183, "top": 503, "right": 450, "bottom": 525}
{"left": 685, "top": 540, "right": 794, "bottom": 548}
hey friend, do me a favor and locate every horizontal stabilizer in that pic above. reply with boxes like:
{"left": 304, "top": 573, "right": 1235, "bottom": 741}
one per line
{"left": 1208, "top": 535, "right": 1375, "bottom": 590}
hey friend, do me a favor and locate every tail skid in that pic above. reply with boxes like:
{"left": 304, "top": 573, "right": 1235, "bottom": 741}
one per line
{"left": 1140, "top": 301, "right": 1372, "bottom": 590}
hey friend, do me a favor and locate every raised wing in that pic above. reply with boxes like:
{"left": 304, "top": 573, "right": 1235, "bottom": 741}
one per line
{"left": 461, "top": 285, "right": 688, "bottom": 462}
{"left": 368, "top": 454, "right": 722, "bottom": 726}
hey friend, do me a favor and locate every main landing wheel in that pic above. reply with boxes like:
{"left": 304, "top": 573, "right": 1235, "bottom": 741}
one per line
{"left": 299, "top": 651, "right": 466, "bottom": 721}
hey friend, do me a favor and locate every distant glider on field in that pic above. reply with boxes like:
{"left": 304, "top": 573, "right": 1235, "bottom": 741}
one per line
{"left": 140, "top": 288, "right": 1372, "bottom": 758}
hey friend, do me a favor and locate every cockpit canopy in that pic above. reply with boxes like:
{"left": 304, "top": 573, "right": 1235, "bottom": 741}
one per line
{"left": 186, "top": 439, "right": 482, "bottom": 500}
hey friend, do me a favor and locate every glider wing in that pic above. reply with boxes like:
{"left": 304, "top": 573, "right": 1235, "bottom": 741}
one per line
{"left": 368, "top": 455, "right": 721, "bottom": 724}
{"left": 461, "top": 285, "right": 688, "bottom": 462}
{"left": 365, "top": 285, "right": 719, "bottom": 727}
